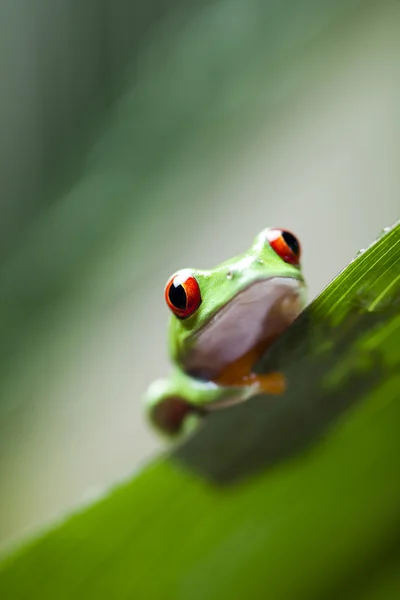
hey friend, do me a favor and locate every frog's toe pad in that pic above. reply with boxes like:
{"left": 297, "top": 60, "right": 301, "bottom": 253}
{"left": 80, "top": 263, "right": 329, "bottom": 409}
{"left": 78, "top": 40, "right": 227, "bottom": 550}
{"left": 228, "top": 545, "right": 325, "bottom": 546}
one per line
{"left": 151, "top": 396, "right": 205, "bottom": 436}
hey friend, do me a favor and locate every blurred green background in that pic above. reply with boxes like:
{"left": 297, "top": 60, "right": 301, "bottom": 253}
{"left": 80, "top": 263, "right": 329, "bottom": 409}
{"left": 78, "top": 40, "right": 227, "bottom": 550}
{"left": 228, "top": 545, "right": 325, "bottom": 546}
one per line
{"left": 0, "top": 0, "right": 399, "bottom": 552}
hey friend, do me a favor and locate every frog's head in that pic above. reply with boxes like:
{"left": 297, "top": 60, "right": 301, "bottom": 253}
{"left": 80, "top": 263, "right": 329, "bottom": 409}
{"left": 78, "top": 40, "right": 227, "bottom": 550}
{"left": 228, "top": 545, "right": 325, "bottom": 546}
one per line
{"left": 164, "top": 228, "right": 306, "bottom": 380}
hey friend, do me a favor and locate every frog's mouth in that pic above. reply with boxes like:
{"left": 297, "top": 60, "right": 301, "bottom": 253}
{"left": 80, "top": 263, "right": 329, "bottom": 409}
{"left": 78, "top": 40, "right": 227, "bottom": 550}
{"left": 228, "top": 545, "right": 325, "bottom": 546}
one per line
{"left": 182, "top": 276, "right": 305, "bottom": 382}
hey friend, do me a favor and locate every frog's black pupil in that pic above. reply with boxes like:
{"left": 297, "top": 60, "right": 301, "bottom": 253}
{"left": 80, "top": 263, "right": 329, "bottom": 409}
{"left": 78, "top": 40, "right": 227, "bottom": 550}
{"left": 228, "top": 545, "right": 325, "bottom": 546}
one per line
{"left": 282, "top": 231, "right": 299, "bottom": 256}
{"left": 169, "top": 283, "right": 187, "bottom": 310}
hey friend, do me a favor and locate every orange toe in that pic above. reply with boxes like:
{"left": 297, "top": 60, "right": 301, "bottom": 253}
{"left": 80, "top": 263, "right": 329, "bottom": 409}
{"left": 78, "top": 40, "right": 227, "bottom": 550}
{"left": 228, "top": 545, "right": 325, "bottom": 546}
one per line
{"left": 244, "top": 371, "right": 286, "bottom": 395}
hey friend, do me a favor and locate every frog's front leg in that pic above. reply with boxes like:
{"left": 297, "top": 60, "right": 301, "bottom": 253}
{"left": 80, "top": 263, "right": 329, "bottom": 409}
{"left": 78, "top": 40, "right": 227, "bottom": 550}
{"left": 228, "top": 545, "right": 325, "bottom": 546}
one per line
{"left": 144, "top": 369, "right": 256, "bottom": 438}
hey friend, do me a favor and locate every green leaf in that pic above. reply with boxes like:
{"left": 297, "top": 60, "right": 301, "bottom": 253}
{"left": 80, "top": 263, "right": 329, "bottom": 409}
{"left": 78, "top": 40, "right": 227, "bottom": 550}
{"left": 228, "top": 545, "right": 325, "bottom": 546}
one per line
{"left": 0, "top": 221, "right": 399, "bottom": 599}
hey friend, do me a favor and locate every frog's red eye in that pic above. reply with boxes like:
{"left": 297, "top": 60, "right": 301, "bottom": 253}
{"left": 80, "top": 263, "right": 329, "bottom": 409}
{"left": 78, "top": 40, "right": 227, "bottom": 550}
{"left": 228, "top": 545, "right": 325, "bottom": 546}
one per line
{"left": 265, "top": 229, "right": 301, "bottom": 265}
{"left": 165, "top": 271, "right": 202, "bottom": 319}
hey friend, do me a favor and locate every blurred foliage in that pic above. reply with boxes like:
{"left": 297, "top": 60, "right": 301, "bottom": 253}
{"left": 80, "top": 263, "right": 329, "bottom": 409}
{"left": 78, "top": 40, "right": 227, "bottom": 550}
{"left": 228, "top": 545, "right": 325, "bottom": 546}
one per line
{"left": 0, "top": 222, "right": 398, "bottom": 598}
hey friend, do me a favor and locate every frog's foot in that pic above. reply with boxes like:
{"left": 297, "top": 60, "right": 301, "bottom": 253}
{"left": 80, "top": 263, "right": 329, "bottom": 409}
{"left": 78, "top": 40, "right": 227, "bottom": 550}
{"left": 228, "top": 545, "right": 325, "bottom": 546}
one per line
{"left": 207, "top": 372, "right": 286, "bottom": 410}
{"left": 150, "top": 395, "right": 206, "bottom": 438}
{"left": 144, "top": 375, "right": 251, "bottom": 437}
{"left": 244, "top": 371, "right": 286, "bottom": 395}
{"left": 214, "top": 366, "right": 286, "bottom": 400}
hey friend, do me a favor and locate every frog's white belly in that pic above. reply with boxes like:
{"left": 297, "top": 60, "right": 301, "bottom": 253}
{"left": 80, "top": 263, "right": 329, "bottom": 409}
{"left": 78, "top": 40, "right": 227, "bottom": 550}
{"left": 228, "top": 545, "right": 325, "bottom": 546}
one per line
{"left": 184, "top": 277, "right": 304, "bottom": 380}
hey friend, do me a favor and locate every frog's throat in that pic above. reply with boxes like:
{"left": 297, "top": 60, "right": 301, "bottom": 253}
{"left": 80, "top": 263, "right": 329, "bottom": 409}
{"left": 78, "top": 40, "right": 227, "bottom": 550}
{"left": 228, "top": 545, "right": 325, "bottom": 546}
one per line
{"left": 182, "top": 276, "right": 304, "bottom": 382}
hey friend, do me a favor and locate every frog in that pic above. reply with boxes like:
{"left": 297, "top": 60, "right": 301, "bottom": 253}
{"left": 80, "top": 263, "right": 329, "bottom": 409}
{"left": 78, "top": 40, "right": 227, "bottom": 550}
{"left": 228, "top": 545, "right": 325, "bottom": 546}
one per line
{"left": 143, "top": 227, "right": 307, "bottom": 438}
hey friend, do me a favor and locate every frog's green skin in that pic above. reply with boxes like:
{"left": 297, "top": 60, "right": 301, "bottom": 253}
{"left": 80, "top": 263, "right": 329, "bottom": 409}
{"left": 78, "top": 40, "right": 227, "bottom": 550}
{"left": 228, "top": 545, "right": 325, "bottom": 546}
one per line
{"left": 144, "top": 228, "right": 307, "bottom": 438}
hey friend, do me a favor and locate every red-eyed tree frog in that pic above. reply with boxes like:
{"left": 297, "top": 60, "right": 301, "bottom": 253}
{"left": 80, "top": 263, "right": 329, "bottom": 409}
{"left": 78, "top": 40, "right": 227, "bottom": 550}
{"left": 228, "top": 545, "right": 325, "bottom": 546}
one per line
{"left": 144, "top": 228, "right": 306, "bottom": 438}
